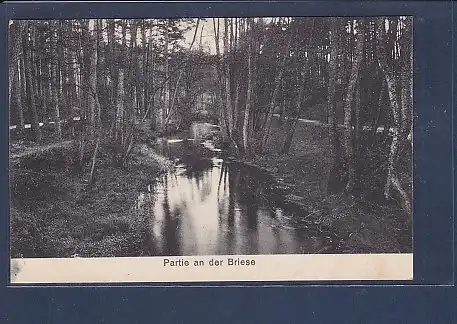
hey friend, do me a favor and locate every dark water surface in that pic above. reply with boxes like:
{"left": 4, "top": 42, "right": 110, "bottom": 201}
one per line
{"left": 137, "top": 136, "right": 335, "bottom": 256}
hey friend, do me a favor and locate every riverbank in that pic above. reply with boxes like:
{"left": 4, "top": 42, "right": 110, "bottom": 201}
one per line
{"left": 10, "top": 139, "right": 171, "bottom": 258}
{"left": 242, "top": 119, "right": 412, "bottom": 253}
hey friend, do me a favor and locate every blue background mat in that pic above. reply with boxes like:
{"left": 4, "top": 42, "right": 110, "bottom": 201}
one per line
{"left": 1, "top": 1, "right": 455, "bottom": 322}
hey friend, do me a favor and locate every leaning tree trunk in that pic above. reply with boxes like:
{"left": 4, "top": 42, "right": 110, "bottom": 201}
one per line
{"left": 343, "top": 19, "right": 365, "bottom": 193}
{"left": 261, "top": 22, "right": 293, "bottom": 150}
{"left": 376, "top": 17, "right": 412, "bottom": 216}
{"left": 281, "top": 78, "right": 306, "bottom": 155}
{"left": 281, "top": 18, "right": 315, "bottom": 154}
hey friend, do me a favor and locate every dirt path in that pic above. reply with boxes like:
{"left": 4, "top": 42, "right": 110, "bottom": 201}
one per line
{"left": 9, "top": 140, "right": 74, "bottom": 160}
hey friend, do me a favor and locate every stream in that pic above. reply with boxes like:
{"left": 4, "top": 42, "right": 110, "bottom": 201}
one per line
{"left": 137, "top": 131, "right": 336, "bottom": 256}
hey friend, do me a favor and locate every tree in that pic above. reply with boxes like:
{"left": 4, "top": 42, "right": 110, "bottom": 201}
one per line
{"left": 261, "top": 19, "right": 293, "bottom": 150}
{"left": 326, "top": 17, "right": 342, "bottom": 193}
{"left": 9, "top": 22, "right": 25, "bottom": 133}
{"left": 21, "top": 21, "right": 42, "bottom": 142}
{"left": 376, "top": 17, "right": 412, "bottom": 216}
{"left": 281, "top": 18, "right": 316, "bottom": 154}
{"left": 343, "top": 19, "right": 365, "bottom": 193}
{"left": 242, "top": 18, "right": 254, "bottom": 155}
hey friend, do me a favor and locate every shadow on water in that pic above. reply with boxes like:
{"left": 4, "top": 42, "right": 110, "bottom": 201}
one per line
{"left": 138, "top": 135, "right": 337, "bottom": 256}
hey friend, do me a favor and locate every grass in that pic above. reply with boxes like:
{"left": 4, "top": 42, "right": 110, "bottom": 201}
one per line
{"left": 10, "top": 138, "right": 169, "bottom": 258}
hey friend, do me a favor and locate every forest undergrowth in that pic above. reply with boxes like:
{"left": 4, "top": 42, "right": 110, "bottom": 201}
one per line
{"left": 243, "top": 119, "right": 412, "bottom": 253}
{"left": 10, "top": 134, "right": 170, "bottom": 258}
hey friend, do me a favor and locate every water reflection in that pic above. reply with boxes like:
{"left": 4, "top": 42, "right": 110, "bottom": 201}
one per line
{"left": 140, "top": 139, "right": 331, "bottom": 256}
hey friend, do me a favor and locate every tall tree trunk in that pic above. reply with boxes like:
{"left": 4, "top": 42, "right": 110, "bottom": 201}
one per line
{"left": 223, "top": 18, "right": 233, "bottom": 134}
{"left": 326, "top": 17, "right": 342, "bottom": 194}
{"left": 128, "top": 21, "right": 138, "bottom": 125}
{"left": 95, "top": 19, "right": 104, "bottom": 128}
{"left": 22, "top": 22, "right": 42, "bottom": 142}
{"left": 11, "top": 22, "right": 25, "bottom": 132}
{"left": 50, "top": 22, "right": 62, "bottom": 140}
{"left": 140, "top": 20, "right": 147, "bottom": 114}
{"left": 80, "top": 20, "right": 90, "bottom": 131}
{"left": 87, "top": 20, "right": 98, "bottom": 138}
{"left": 120, "top": 20, "right": 127, "bottom": 144}
{"left": 19, "top": 53, "right": 27, "bottom": 128}
{"left": 370, "top": 78, "right": 386, "bottom": 141}
{"left": 147, "top": 26, "right": 156, "bottom": 128}
{"left": 57, "top": 21, "right": 68, "bottom": 124}
{"left": 41, "top": 56, "right": 49, "bottom": 125}
{"left": 242, "top": 18, "right": 253, "bottom": 155}
{"left": 162, "top": 19, "right": 170, "bottom": 130}
{"left": 30, "top": 25, "right": 42, "bottom": 128}
{"left": 51, "top": 53, "right": 62, "bottom": 140}
{"left": 222, "top": 18, "right": 240, "bottom": 154}
{"left": 33, "top": 25, "right": 44, "bottom": 123}
{"left": 107, "top": 20, "right": 116, "bottom": 109}
{"left": 213, "top": 18, "right": 230, "bottom": 141}
{"left": 343, "top": 19, "right": 365, "bottom": 193}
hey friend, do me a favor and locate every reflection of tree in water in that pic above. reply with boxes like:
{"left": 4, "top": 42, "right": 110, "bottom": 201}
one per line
{"left": 226, "top": 164, "right": 238, "bottom": 253}
{"left": 227, "top": 165, "right": 238, "bottom": 228}
{"left": 161, "top": 175, "right": 181, "bottom": 255}
{"left": 199, "top": 169, "right": 213, "bottom": 203}
{"left": 183, "top": 158, "right": 212, "bottom": 178}
{"left": 217, "top": 163, "right": 229, "bottom": 214}
{"left": 237, "top": 168, "right": 260, "bottom": 231}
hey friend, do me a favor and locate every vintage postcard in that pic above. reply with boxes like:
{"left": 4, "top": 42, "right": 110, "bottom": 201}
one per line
{"left": 9, "top": 16, "right": 413, "bottom": 284}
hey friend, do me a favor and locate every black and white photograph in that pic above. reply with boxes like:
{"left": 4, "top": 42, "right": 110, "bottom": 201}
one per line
{"left": 8, "top": 16, "right": 413, "bottom": 281}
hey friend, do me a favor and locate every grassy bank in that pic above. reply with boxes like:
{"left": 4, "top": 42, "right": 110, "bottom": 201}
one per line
{"left": 244, "top": 118, "right": 412, "bottom": 253}
{"left": 10, "top": 140, "right": 170, "bottom": 258}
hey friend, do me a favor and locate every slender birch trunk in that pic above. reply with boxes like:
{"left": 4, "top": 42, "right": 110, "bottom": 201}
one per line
{"left": 376, "top": 17, "right": 412, "bottom": 216}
